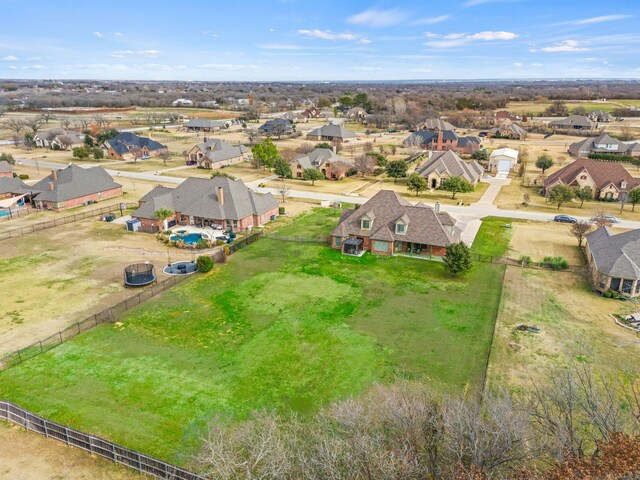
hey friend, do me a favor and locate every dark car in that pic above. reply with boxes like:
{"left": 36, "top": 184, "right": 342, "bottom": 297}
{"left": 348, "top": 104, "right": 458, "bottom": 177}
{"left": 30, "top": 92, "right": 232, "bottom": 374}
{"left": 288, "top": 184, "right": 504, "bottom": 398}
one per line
{"left": 554, "top": 215, "right": 577, "bottom": 223}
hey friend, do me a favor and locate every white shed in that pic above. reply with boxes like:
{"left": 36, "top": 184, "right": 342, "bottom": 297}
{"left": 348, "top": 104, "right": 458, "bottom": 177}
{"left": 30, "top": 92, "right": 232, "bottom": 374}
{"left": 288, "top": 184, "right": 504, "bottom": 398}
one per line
{"left": 489, "top": 148, "right": 519, "bottom": 177}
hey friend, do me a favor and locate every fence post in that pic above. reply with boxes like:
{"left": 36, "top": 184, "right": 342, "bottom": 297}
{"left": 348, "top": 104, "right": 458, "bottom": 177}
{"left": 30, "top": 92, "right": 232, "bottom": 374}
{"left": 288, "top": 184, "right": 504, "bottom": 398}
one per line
{"left": 59, "top": 332, "right": 63, "bottom": 343}
{"left": 39, "top": 341, "right": 43, "bottom": 353}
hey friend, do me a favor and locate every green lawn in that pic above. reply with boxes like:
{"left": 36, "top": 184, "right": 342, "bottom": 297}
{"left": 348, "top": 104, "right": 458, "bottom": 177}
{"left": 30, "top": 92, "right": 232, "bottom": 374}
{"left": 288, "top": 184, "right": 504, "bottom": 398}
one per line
{"left": 0, "top": 209, "right": 504, "bottom": 465}
{"left": 471, "top": 216, "right": 515, "bottom": 258}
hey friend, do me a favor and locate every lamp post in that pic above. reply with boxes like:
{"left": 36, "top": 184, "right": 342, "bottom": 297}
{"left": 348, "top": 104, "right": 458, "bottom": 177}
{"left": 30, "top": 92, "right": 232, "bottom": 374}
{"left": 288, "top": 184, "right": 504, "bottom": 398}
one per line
{"left": 167, "top": 248, "right": 172, "bottom": 273}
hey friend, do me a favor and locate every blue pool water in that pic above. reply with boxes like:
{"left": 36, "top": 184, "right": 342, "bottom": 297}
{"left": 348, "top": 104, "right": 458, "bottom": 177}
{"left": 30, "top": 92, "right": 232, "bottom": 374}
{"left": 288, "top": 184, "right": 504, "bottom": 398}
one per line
{"left": 169, "top": 233, "right": 202, "bottom": 245}
{"left": 0, "top": 211, "right": 10, "bottom": 217}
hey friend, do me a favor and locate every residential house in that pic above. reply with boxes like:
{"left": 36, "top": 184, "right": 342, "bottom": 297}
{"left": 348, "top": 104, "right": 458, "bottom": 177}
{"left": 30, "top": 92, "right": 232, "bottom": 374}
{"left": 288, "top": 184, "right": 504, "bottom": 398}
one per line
{"left": 131, "top": 176, "right": 278, "bottom": 232}
{"left": 0, "top": 161, "right": 13, "bottom": 178}
{"left": 307, "top": 123, "right": 357, "bottom": 142}
{"left": 183, "top": 118, "right": 228, "bottom": 132}
{"left": 280, "top": 111, "right": 308, "bottom": 123}
{"left": 331, "top": 190, "right": 459, "bottom": 257}
{"left": 543, "top": 158, "right": 640, "bottom": 200}
{"left": 586, "top": 227, "right": 640, "bottom": 297}
{"left": 104, "top": 132, "right": 168, "bottom": 160}
{"left": 487, "top": 123, "right": 528, "bottom": 140}
{"left": 403, "top": 130, "right": 481, "bottom": 154}
{"left": 549, "top": 115, "right": 596, "bottom": 131}
{"left": 0, "top": 176, "right": 33, "bottom": 214}
{"left": 172, "top": 98, "right": 193, "bottom": 107}
{"left": 495, "top": 111, "right": 521, "bottom": 123}
{"left": 259, "top": 119, "right": 293, "bottom": 137}
{"left": 416, "top": 151, "right": 484, "bottom": 189}
{"left": 186, "top": 138, "right": 249, "bottom": 168}
{"left": 302, "top": 107, "right": 322, "bottom": 119}
{"left": 416, "top": 118, "right": 457, "bottom": 132}
{"left": 345, "top": 107, "right": 368, "bottom": 123}
{"left": 489, "top": 148, "right": 519, "bottom": 175}
{"left": 569, "top": 133, "right": 640, "bottom": 158}
{"left": 34, "top": 129, "right": 86, "bottom": 150}
{"left": 587, "top": 110, "right": 614, "bottom": 123}
{"left": 291, "top": 148, "right": 353, "bottom": 180}
{"left": 30, "top": 165, "right": 122, "bottom": 210}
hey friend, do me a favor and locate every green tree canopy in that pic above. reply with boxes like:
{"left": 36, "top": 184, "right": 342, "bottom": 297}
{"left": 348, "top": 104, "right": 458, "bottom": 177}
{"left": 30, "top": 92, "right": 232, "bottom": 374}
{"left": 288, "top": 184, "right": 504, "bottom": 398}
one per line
{"left": 443, "top": 242, "right": 473, "bottom": 277}
{"left": 251, "top": 138, "right": 279, "bottom": 170}
{"left": 574, "top": 186, "right": 593, "bottom": 208}
{"left": 440, "top": 176, "right": 474, "bottom": 199}
{"left": 547, "top": 183, "right": 575, "bottom": 209}
{"left": 72, "top": 146, "right": 89, "bottom": 159}
{"left": 302, "top": 168, "right": 324, "bottom": 185}
{"left": 96, "top": 129, "right": 119, "bottom": 144}
{"left": 386, "top": 160, "right": 408, "bottom": 183}
{"left": 535, "top": 154, "right": 554, "bottom": 174}
{"left": 628, "top": 187, "right": 640, "bottom": 212}
{"left": 407, "top": 173, "right": 428, "bottom": 196}
{"left": 274, "top": 157, "right": 292, "bottom": 179}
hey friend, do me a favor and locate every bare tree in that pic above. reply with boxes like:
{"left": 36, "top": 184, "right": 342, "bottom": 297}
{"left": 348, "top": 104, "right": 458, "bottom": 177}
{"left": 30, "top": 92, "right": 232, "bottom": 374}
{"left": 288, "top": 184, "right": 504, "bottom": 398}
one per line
{"left": 295, "top": 142, "right": 315, "bottom": 154}
{"left": 246, "top": 128, "right": 260, "bottom": 145}
{"left": 59, "top": 117, "right": 72, "bottom": 129}
{"left": 354, "top": 154, "right": 375, "bottom": 177}
{"left": 24, "top": 116, "right": 45, "bottom": 135}
{"left": 570, "top": 220, "right": 593, "bottom": 247}
{"left": 76, "top": 118, "right": 90, "bottom": 131}
{"left": 590, "top": 209, "right": 614, "bottom": 229}
{"left": 129, "top": 146, "right": 143, "bottom": 163}
{"left": 40, "top": 111, "right": 54, "bottom": 124}
{"left": 6, "top": 118, "right": 25, "bottom": 137}
{"left": 158, "top": 150, "right": 171, "bottom": 167}
{"left": 277, "top": 179, "right": 290, "bottom": 202}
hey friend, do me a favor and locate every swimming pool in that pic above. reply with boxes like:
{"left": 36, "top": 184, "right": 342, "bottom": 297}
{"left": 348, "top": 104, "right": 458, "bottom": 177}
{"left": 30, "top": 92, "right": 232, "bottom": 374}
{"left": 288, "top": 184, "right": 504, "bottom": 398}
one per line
{"left": 0, "top": 211, "right": 9, "bottom": 218}
{"left": 169, "top": 233, "right": 202, "bottom": 245}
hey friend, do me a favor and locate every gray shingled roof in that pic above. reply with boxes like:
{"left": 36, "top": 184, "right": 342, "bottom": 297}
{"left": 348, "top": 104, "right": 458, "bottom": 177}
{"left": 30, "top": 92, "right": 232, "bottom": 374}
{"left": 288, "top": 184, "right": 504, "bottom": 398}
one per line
{"left": 31, "top": 165, "right": 122, "bottom": 203}
{"left": 193, "top": 139, "right": 248, "bottom": 166}
{"left": 0, "top": 161, "right": 13, "bottom": 174}
{"left": 184, "top": 119, "right": 226, "bottom": 129}
{"left": 416, "top": 151, "right": 483, "bottom": 184}
{"left": 308, "top": 123, "right": 356, "bottom": 139}
{"left": 332, "top": 190, "right": 458, "bottom": 247}
{"left": 570, "top": 133, "right": 640, "bottom": 156}
{"left": 0, "top": 176, "right": 31, "bottom": 196}
{"left": 132, "top": 177, "right": 277, "bottom": 221}
{"left": 587, "top": 227, "right": 640, "bottom": 280}
{"left": 418, "top": 118, "right": 457, "bottom": 131}
{"left": 105, "top": 132, "right": 167, "bottom": 156}
{"left": 292, "top": 148, "right": 352, "bottom": 170}
{"left": 549, "top": 115, "right": 596, "bottom": 129}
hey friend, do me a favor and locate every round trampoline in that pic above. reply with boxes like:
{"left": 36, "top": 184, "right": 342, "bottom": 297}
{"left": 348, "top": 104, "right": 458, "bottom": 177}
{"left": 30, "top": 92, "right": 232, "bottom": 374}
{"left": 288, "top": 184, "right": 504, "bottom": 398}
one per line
{"left": 163, "top": 261, "right": 198, "bottom": 276}
{"left": 123, "top": 262, "right": 157, "bottom": 287}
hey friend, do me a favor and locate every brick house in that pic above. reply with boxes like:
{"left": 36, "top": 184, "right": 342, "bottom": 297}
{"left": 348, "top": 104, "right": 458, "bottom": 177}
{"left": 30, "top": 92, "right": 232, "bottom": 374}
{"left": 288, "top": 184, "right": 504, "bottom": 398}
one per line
{"left": 416, "top": 151, "right": 484, "bottom": 189}
{"left": 186, "top": 138, "right": 249, "bottom": 168}
{"left": 543, "top": 158, "right": 640, "bottom": 200}
{"left": 549, "top": 115, "right": 596, "bottom": 131}
{"left": 34, "top": 129, "right": 86, "bottom": 150}
{"left": 403, "top": 130, "right": 480, "bottom": 154}
{"left": 487, "top": 123, "right": 528, "bottom": 140}
{"left": 306, "top": 123, "right": 356, "bottom": 142}
{"left": 183, "top": 119, "right": 228, "bottom": 132}
{"left": 569, "top": 133, "right": 640, "bottom": 158}
{"left": 290, "top": 147, "right": 353, "bottom": 180}
{"left": 586, "top": 227, "right": 640, "bottom": 297}
{"left": 30, "top": 165, "right": 123, "bottom": 210}
{"left": 331, "top": 190, "right": 459, "bottom": 257}
{"left": 415, "top": 118, "right": 457, "bottom": 132}
{"left": 131, "top": 176, "right": 278, "bottom": 232}
{"left": 104, "top": 132, "right": 168, "bottom": 160}
{"left": 0, "top": 161, "right": 13, "bottom": 178}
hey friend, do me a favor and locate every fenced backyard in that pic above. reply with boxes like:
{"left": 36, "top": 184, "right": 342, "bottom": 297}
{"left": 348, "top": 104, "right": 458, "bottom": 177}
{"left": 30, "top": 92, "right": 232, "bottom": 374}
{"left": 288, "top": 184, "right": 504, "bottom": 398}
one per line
{"left": 0, "top": 203, "right": 137, "bottom": 241}
{"left": 0, "top": 401, "right": 208, "bottom": 480}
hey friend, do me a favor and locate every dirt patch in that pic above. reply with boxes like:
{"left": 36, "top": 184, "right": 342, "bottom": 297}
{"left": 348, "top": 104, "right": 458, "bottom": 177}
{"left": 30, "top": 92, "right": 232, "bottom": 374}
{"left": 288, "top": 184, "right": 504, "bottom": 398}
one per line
{"left": 0, "top": 423, "right": 143, "bottom": 479}
{"left": 509, "top": 221, "right": 585, "bottom": 264}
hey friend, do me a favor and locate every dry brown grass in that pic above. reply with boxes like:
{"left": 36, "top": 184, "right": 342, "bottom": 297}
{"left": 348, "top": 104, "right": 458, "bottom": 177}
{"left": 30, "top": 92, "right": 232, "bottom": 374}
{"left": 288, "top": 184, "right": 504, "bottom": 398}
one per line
{"left": 0, "top": 423, "right": 144, "bottom": 480}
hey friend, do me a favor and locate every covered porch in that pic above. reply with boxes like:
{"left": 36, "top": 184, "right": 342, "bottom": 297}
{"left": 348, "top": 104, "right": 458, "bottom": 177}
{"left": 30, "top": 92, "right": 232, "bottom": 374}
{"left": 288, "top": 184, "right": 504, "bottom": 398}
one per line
{"left": 342, "top": 237, "right": 365, "bottom": 256}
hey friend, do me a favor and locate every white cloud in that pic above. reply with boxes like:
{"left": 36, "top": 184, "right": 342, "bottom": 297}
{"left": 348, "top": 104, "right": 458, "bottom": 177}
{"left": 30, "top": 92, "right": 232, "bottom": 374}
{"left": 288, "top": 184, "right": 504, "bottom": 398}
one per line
{"left": 463, "top": 0, "right": 501, "bottom": 6}
{"left": 114, "top": 32, "right": 124, "bottom": 36}
{"left": 196, "top": 63, "right": 259, "bottom": 70}
{"left": 21, "top": 65, "right": 45, "bottom": 70}
{"left": 347, "top": 8, "right": 409, "bottom": 27}
{"left": 2, "top": 55, "right": 18, "bottom": 62}
{"left": 259, "top": 43, "right": 302, "bottom": 50}
{"left": 572, "top": 14, "right": 632, "bottom": 25}
{"left": 412, "top": 15, "right": 451, "bottom": 25}
{"left": 513, "top": 62, "right": 523, "bottom": 67}
{"left": 424, "top": 32, "right": 440, "bottom": 38}
{"left": 298, "top": 29, "right": 359, "bottom": 41}
{"left": 532, "top": 63, "right": 544, "bottom": 67}
{"left": 9, "top": 65, "right": 17, "bottom": 70}
{"left": 144, "top": 63, "right": 173, "bottom": 71}
{"left": 27, "top": 56, "right": 41, "bottom": 61}
{"left": 425, "top": 31, "right": 518, "bottom": 47}
{"left": 110, "top": 49, "right": 160, "bottom": 58}
{"left": 357, "top": 39, "right": 371, "bottom": 45}
{"left": 541, "top": 40, "right": 589, "bottom": 53}
{"left": 94, "top": 31, "right": 103, "bottom": 38}
{"left": 71, "top": 63, "right": 128, "bottom": 71}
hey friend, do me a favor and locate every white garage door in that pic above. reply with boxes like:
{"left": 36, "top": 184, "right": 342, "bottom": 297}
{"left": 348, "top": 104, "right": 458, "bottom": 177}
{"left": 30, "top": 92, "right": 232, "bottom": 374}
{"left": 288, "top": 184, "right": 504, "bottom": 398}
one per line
{"left": 497, "top": 159, "right": 511, "bottom": 173}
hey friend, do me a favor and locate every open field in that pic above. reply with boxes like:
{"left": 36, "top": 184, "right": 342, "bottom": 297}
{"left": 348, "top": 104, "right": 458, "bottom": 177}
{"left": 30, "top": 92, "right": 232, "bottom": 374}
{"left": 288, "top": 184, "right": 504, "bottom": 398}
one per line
{"left": 0, "top": 423, "right": 143, "bottom": 480}
{"left": 0, "top": 218, "right": 199, "bottom": 354}
{"left": 0, "top": 208, "right": 504, "bottom": 464}
{"left": 504, "top": 100, "right": 628, "bottom": 115}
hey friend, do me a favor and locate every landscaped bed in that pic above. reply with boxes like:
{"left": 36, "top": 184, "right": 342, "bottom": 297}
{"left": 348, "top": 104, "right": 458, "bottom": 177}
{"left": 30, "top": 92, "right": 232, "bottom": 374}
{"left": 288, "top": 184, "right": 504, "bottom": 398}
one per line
{"left": 0, "top": 208, "right": 504, "bottom": 465}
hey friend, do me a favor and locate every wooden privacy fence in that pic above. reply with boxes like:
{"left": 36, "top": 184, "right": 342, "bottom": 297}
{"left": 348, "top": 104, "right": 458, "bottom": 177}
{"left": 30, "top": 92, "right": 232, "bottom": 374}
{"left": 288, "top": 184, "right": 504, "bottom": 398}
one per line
{"left": 0, "top": 202, "right": 137, "bottom": 241}
{"left": 0, "top": 275, "right": 188, "bottom": 368}
{"left": 0, "top": 401, "right": 208, "bottom": 480}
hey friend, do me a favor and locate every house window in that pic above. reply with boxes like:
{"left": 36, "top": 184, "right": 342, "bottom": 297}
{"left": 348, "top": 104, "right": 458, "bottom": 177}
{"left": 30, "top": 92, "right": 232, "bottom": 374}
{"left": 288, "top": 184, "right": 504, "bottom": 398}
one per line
{"left": 334, "top": 236, "right": 341, "bottom": 247}
{"left": 635, "top": 281, "right": 640, "bottom": 295}
{"left": 373, "top": 241, "right": 389, "bottom": 252}
{"left": 610, "top": 278, "right": 621, "bottom": 291}
{"left": 622, "top": 181, "right": 627, "bottom": 189}
{"left": 395, "top": 223, "right": 406, "bottom": 235}
{"left": 580, "top": 175, "right": 587, "bottom": 180}
{"left": 623, "top": 279, "right": 633, "bottom": 294}
{"left": 361, "top": 218, "right": 371, "bottom": 230}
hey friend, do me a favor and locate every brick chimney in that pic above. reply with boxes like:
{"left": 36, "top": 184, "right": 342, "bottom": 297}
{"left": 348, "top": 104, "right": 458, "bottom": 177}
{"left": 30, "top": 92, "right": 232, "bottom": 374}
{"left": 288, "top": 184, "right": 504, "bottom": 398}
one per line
{"left": 437, "top": 130, "right": 443, "bottom": 150}
{"left": 333, "top": 145, "right": 337, "bottom": 154}
{"left": 51, "top": 169, "right": 57, "bottom": 181}
{"left": 217, "top": 186, "right": 224, "bottom": 206}
{"left": 48, "top": 182, "right": 54, "bottom": 192}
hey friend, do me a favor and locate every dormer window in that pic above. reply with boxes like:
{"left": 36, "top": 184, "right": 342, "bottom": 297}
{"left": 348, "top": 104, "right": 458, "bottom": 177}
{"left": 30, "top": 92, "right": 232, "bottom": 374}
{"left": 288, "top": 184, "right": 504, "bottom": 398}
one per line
{"left": 361, "top": 218, "right": 371, "bottom": 230}
{"left": 395, "top": 222, "right": 406, "bottom": 234}
{"left": 622, "top": 181, "right": 627, "bottom": 189}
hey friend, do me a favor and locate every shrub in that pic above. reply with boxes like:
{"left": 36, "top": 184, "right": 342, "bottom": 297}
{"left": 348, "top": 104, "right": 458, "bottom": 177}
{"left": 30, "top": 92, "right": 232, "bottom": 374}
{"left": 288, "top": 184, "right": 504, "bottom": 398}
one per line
{"left": 542, "top": 256, "right": 568, "bottom": 271}
{"left": 519, "top": 255, "right": 532, "bottom": 266}
{"left": 196, "top": 255, "right": 214, "bottom": 272}
{"left": 51, "top": 144, "right": 61, "bottom": 151}
{"left": 278, "top": 206, "right": 285, "bottom": 215}
{"left": 196, "top": 238, "right": 208, "bottom": 249}
{"left": 18, "top": 174, "right": 29, "bottom": 180}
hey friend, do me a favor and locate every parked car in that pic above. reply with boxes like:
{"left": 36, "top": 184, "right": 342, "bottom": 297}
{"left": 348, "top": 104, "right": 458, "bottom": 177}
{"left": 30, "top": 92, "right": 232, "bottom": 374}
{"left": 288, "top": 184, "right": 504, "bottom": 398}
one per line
{"left": 590, "top": 214, "right": 620, "bottom": 224}
{"left": 553, "top": 215, "right": 577, "bottom": 223}
{"left": 140, "top": 154, "right": 151, "bottom": 160}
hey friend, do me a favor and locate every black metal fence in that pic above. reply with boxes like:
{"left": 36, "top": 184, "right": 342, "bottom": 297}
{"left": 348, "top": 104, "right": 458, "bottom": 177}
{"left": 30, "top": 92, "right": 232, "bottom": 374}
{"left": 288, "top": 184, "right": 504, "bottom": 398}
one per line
{"left": 0, "top": 400, "right": 207, "bottom": 480}
{"left": 0, "top": 275, "right": 188, "bottom": 368}
{"left": 0, "top": 203, "right": 138, "bottom": 241}
{"left": 264, "top": 232, "right": 330, "bottom": 244}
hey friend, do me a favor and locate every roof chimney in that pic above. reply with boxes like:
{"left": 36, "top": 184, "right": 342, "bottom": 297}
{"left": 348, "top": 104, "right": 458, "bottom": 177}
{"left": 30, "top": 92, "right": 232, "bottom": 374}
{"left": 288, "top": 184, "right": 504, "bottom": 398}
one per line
{"left": 217, "top": 186, "right": 224, "bottom": 206}
{"left": 434, "top": 201, "right": 440, "bottom": 214}
{"left": 51, "top": 169, "right": 57, "bottom": 182}
{"left": 333, "top": 145, "right": 337, "bottom": 154}
{"left": 48, "top": 182, "right": 54, "bottom": 192}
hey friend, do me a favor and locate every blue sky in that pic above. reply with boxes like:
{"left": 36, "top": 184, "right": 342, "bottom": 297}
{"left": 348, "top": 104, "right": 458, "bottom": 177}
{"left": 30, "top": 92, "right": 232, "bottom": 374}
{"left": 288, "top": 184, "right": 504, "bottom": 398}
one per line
{"left": 0, "top": 0, "right": 638, "bottom": 81}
